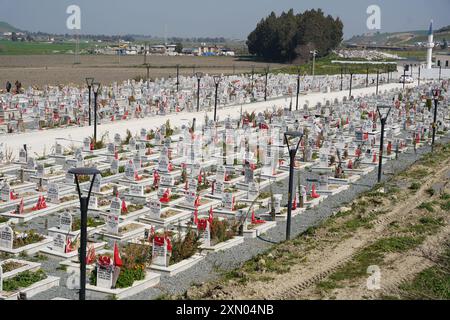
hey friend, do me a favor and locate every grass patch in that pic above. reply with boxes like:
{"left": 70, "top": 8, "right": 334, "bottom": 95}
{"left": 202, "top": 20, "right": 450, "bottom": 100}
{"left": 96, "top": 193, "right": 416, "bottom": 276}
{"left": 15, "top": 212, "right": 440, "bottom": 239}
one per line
{"left": 417, "top": 202, "right": 435, "bottom": 212}
{"left": 409, "top": 182, "right": 421, "bottom": 191}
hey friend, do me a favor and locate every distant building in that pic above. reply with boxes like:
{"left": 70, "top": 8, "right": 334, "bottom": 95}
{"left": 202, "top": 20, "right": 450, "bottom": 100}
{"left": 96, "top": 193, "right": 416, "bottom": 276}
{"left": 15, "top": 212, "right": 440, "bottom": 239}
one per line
{"left": 436, "top": 53, "right": 450, "bottom": 68}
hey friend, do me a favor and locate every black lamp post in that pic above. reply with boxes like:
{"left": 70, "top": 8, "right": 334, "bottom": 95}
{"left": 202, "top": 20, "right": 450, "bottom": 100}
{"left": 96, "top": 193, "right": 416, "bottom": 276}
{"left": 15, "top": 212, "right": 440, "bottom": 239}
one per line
{"left": 439, "top": 65, "right": 442, "bottom": 82}
{"left": 431, "top": 88, "right": 441, "bottom": 152}
{"left": 295, "top": 66, "right": 301, "bottom": 111}
{"left": 251, "top": 65, "right": 255, "bottom": 94}
{"left": 176, "top": 64, "right": 180, "bottom": 92}
{"left": 418, "top": 65, "right": 421, "bottom": 86}
{"left": 349, "top": 71, "right": 354, "bottom": 98}
{"left": 341, "top": 67, "right": 344, "bottom": 91}
{"left": 195, "top": 72, "right": 203, "bottom": 112}
{"left": 85, "top": 78, "right": 94, "bottom": 126}
{"left": 376, "top": 69, "right": 379, "bottom": 95}
{"left": 264, "top": 65, "right": 269, "bottom": 101}
{"left": 284, "top": 131, "right": 303, "bottom": 240}
{"left": 376, "top": 105, "right": 392, "bottom": 183}
{"left": 92, "top": 82, "right": 101, "bottom": 144}
{"left": 69, "top": 167, "right": 101, "bottom": 301}
{"left": 213, "top": 75, "right": 221, "bottom": 122}
{"left": 145, "top": 64, "right": 151, "bottom": 89}
{"left": 366, "top": 66, "right": 369, "bottom": 88}
{"left": 403, "top": 65, "right": 407, "bottom": 90}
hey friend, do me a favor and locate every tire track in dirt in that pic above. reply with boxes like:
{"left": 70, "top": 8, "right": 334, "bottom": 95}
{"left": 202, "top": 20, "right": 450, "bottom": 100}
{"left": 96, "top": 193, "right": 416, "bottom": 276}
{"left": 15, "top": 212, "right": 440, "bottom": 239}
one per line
{"left": 259, "top": 160, "right": 450, "bottom": 300}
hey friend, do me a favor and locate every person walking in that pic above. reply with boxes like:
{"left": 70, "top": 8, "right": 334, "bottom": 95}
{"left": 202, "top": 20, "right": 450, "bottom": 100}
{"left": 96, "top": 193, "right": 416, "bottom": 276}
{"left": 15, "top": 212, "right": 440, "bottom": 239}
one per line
{"left": 6, "top": 81, "right": 11, "bottom": 93}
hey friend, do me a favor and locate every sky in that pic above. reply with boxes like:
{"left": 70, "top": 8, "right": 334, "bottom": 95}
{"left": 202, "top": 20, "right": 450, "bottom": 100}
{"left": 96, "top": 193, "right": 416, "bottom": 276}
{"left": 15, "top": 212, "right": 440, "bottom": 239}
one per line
{"left": 0, "top": 0, "right": 449, "bottom": 40}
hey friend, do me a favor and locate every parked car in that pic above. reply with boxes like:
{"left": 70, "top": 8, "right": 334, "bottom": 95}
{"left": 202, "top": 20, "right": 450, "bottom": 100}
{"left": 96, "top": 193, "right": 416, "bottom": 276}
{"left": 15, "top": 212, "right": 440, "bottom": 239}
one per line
{"left": 399, "top": 75, "right": 414, "bottom": 83}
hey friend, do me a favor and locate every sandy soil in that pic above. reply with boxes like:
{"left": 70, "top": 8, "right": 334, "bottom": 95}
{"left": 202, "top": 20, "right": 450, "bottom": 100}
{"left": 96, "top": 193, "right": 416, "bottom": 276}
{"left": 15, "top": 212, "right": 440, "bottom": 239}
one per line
{"left": 0, "top": 55, "right": 286, "bottom": 87}
{"left": 182, "top": 147, "right": 450, "bottom": 300}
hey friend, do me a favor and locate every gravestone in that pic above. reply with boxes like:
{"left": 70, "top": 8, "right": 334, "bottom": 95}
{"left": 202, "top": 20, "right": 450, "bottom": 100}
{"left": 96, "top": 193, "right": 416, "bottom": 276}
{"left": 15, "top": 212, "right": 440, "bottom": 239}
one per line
{"left": 59, "top": 211, "right": 72, "bottom": 232}
{"left": 114, "top": 133, "right": 121, "bottom": 146}
{"left": 1, "top": 183, "right": 10, "bottom": 202}
{"left": 110, "top": 197, "right": 121, "bottom": 215}
{"left": 0, "top": 226, "right": 13, "bottom": 249}
{"left": 160, "top": 174, "right": 174, "bottom": 187}
{"left": 83, "top": 137, "right": 91, "bottom": 152}
{"left": 92, "top": 175, "right": 102, "bottom": 193}
{"left": 89, "top": 196, "right": 98, "bottom": 210}
{"left": 111, "top": 159, "right": 119, "bottom": 174}
{"left": 152, "top": 237, "right": 168, "bottom": 267}
{"left": 198, "top": 221, "right": 211, "bottom": 247}
{"left": 248, "top": 182, "right": 258, "bottom": 200}
{"left": 96, "top": 262, "right": 113, "bottom": 289}
{"left": 19, "top": 148, "right": 27, "bottom": 163}
{"left": 106, "top": 212, "right": 119, "bottom": 235}
{"left": 148, "top": 199, "right": 161, "bottom": 219}
{"left": 222, "top": 192, "right": 233, "bottom": 210}
{"left": 27, "top": 157, "right": 36, "bottom": 170}
{"left": 124, "top": 161, "right": 136, "bottom": 181}
{"left": 53, "top": 233, "right": 67, "bottom": 253}
{"left": 36, "top": 163, "right": 44, "bottom": 178}
{"left": 130, "top": 184, "right": 144, "bottom": 196}
{"left": 47, "top": 183, "right": 59, "bottom": 204}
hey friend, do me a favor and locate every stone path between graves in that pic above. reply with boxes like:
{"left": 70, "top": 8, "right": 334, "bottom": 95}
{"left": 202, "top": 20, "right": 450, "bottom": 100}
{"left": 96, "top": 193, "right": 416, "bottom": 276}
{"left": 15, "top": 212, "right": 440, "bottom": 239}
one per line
{"left": 2, "top": 82, "right": 409, "bottom": 157}
{"left": 167, "top": 136, "right": 450, "bottom": 301}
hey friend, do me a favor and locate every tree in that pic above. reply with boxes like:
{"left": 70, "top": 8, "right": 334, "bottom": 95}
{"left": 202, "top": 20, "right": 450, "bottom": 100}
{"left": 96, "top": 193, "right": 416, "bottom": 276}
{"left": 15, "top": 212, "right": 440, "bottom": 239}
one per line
{"left": 175, "top": 42, "right": 183, "bottom": 54}
{"left": 11, "top": 32, "right": 18, "bottom": 42}
{"left": 441, "top": 38, "right": 448, "bottom": 50}
{"left": 246, "top": 9, "right": 343, "bottom": 62}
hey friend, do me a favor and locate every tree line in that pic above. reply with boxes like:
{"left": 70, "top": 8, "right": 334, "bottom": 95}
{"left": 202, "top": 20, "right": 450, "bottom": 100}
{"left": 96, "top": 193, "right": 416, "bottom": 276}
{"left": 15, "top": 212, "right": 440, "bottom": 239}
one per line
{"left": 247, "top": 9, "right": 343, "bottom": 63}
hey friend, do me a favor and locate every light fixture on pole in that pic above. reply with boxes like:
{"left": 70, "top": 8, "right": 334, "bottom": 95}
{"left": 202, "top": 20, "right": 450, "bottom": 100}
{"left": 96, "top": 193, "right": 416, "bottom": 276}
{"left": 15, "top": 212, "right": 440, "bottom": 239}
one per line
{"left": 284, "top": 131, "right": 304, "bottom": 240}
{"left": 295, "top": 66, "right": 301, "bottom": 111}
{"left": 213, "top": 75, "right": 221, "bottom": 122}
{"left": 69, "top": 167, "right": 101, "bottom": 301}
{"left": 376, "top": 69, "right": 379, "bottom": 95}
{"left": 431, "top": 88, "right": 441, "bottom": 152}
{"left": 85, "top": 78, "right": 94, "bottom": 126}
{"left": 264, "top": 65, "right": 270, "bottom": 101}
{"left": 195, "top": 72, "right": 203, "bottom": 112}
{"left": 92, "top": 82, "right": 101, "bottom": 144}
{"left": 251, "top": 65, "right": 255, "bottom": 95}
{"left": 376, "top": 105, "right": 392, "bottom": 183}
{"left": 349, "top": 71, "right": 354, "bottom": 98}
{"left": 310, "top": 50, "right": 318, "bottom": 77}
{"left": 176, "top": 64, "right": 180, "bottom": 92}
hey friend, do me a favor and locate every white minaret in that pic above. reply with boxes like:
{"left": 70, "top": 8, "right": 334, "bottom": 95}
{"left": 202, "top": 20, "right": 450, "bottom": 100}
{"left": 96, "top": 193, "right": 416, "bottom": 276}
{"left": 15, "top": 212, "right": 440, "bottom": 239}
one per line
{"left": 426, "top": 20, "right": 434, "bottom": 69}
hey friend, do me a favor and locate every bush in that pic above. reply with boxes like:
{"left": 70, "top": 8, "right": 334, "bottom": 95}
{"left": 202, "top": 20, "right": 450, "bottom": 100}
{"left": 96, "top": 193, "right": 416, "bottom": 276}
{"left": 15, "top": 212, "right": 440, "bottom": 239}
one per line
{"left": 210, "top": 218, "right": 238, "bottom": 245}
{"left": 171, "top": 227, "right": 201, "bottom": 265}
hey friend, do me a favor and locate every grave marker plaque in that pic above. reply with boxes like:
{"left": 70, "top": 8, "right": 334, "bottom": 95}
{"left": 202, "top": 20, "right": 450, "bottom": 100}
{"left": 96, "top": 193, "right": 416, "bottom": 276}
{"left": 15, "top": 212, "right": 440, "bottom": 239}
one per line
{"left": 96, "top": 263, "right": 113, "bottom": 289}
{"left": 47, "top": 183, "right": 59, "bottom": 204}
{"left": 148, "top": 199, "right": 161, "bottom": 219}
{"left": 110, "top": 197, "right": 121, "bottom": 215}
{"left": 53, "top": 233, "right": 67, "bottom": 253}
{"left": 0, "top": 226, "right": 13, "bottom": 249}
{"left": 106, "top": 212, "right": 119, "bottom": 235}
{"left": 152, "top": 237, "right": 167, "bottom": 267}
{"left": 130, "top": 184, "right": 144, "bottom": 196}
{"left": 222, "top": 192, "right": 233, "bottom": 210}
{"left": 19, "top": 148, "right": 27, "bottom": 163}
{"left": 36, "top": 163, "right": 44, "bottom": 178}
{"left": 1, "top": 183, "right": 10, "bottom": 202}
{"left": 59, "top": 211, "right": 73, "bottom": 232}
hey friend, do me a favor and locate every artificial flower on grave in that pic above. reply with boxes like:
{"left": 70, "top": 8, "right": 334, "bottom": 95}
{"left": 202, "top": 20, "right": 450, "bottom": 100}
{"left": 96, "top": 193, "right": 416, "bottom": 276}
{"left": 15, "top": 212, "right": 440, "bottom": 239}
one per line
{"left": 372, "top": 152, "right": 377, "bottom": 163}
{"left": 113, "top": 242, "right": 123, "bottom": 267}
{"left": 251, "top": 210, "right": 266, "bottom": 225}
{"left": 134, "top": 171, "right": 143, "bottom": 181}
{"left": 292, "top": 194, "right": 297, "bottom": 210}
{"left": 348, "top": 159, "right": 353, "bottom": 169}
{"left": 86, "top": 244, "right": 96, "bottom": 265}
{"left": 121, "top": 200, "right": 128, "bottom": 214}
{"left": 167, "top": 162, "right": 174, "bottom": 172}
{"left": 311, "top": 184, "right": 320, "bottom": 199}
{"left": 65, "top": 236, "right": 79, "bottom": 254}
{"left": 97, "top": 255, "right": 112, "bottom": 268}
{"left": 208, "top": 206, "right": 214, "bottom": 225}
{"left": 193, "top": 208, "right": 199, "bottom": 225}
{"left": 153, "top": 170, "right": 160, "bottom": 186}
{"left": 159, "top": 188, "right": 171, "bottom": 203}
{"left": 114, "top": 150, "right": 119, "bottom": 160}
{"left": 10, "top": 191, "right": 18, "bottom": 200}
{"left": 197, "top": 219, "right": 209, "bottom": 231}
{"left": 194, "top": 195, "right": 201, "bottom": 208}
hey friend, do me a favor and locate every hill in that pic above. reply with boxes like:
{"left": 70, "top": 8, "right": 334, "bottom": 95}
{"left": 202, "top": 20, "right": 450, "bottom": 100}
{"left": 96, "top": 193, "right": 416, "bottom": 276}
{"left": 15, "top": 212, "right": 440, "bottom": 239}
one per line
{"left": 345, "top": 27, "right": 450, "bottom": 47}
{"left": 0, "top": 21, "right": 21, "bottom": 33}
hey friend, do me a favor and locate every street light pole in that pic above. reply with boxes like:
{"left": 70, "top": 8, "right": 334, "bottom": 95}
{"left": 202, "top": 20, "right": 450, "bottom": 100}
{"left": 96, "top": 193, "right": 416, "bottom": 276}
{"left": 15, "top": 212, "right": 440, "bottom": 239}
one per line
{"left": 284, "top": 132, "right": 303, "bottom": 241}
{"left": 431, "top": 88, "right": 441, "bottom": 152}
{"left": 349, "top": 72, "right": 353, "bottom": 98}
{"left": 366, "top": 67, "right": 369, "bottom": 87}
{"left": 341, "top": 67, "right": 344, "bottom": 91}
{"left": 92, "top": 82, "right": 101, "bottom": 144}
{"left": 418, "top": 65, "right": 421, "bottom": 86}
{"left": 176, "top": 64, "right": 180, "bottom": 92}
{"left": 439, "top": 65, "right": 442, "bottom": 82}
{"left": 310, "top": 50, "right": 317, "bottom": 77}
{"left": 195, "top": 72, "right": 203, "bottom": 112}
{"left": 377, "top": 105, "right": 392, "bottom": 183}
{"left": 264, "top": 65, "right": 269, "bottom": 101}
{"left": 69, "top": 167, "right": 101, "bottom": 301}
{"left": 376, "top": 70, "right": 379, "bottom": 95}
{"left": 295, "top": 66, "right": 300, "bottom": 111}
{"left": 213, "top": 75, "right": 221, "bottom": 122}
{"left": 85, "top": 78, "right": 94, "bottom": 126}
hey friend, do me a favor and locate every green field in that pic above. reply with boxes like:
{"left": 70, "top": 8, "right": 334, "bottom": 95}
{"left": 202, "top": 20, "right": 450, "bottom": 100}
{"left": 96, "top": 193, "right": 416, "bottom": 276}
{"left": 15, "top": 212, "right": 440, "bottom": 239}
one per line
{"left": 0, "top": 40, "right": 92, "bottom": 55}
{"left": 273, "top": 53, "right": 396, "bottom": 76}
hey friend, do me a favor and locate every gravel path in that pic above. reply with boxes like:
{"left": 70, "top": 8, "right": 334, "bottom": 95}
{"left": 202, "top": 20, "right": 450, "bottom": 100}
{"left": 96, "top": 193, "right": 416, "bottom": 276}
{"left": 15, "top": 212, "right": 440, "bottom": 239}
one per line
{"left": 28, "top": 131, "right": 449, "bottom": 300}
